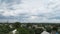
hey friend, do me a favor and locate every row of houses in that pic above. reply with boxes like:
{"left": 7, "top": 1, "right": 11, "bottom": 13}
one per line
{"left": 0, "top": 23, "right": 60, "bottom": 34}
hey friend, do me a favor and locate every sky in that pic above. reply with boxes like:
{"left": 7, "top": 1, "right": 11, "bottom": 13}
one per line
{"left": 0, "top": 0, "right": 60, "bottom": 23}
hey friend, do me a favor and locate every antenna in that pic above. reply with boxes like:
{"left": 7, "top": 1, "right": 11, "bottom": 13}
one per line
{"left": 6, "top": 19, "right": 9, "bottom": 23}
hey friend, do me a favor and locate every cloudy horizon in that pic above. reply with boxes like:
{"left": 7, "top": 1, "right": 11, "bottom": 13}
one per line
{"left": 0, "top": 0, "right": 60, "bottom": 23}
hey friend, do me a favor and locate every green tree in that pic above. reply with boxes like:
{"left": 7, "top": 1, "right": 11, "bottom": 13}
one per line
{"left": 13, "top": 22, "right": 21, "bottom": 29}
{"left": 45, "top": 27, "right": 52, "bottom": 33}
{"left": 0, "top": 24, "right": 14, "bottom": 34}
{"left": 17, "top": 27, "right": 30, "bottom": 34}
{"left": 52, "top": 26, "right": 58, "bottom": 31}
{"left": 29, "top": 29, "right": 35, "bottom": 34}
{"left": 26, "top": 23, "right": 32, "bottom": 29}
{"left": 35, "top": 28, "right": 44, "bottom": 34}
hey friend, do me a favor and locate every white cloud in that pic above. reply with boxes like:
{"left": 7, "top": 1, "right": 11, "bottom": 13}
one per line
{"left": 0, "top": 0, "right": 60, "bottom": 23}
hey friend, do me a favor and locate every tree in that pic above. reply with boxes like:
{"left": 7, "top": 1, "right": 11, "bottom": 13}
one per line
{"left": 28, "top": 29, "right": 35, "bottom": 34}
{"left": 45, "top": 27, "right": 52, "bottom": 33}
{"left": 35, "top": 28, "right": 44, "bottom": 34}
{"left": 0, "top": 24, "right": 14, "bottom": 34}
{"left": 26, "top": 23, "right": 32, "bottom": 29}
{"left": 52, "top": 26, "right": 58, "bottom": 31}
{"left": 13, "top": 22, "right": 21, "bottom": 29}
{"left": 17, "top": 27, "right": 30, "bottom": 34}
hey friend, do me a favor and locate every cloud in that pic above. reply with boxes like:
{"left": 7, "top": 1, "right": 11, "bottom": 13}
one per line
{"left": 0, "top": 0, "right": 60, "bottom": 23}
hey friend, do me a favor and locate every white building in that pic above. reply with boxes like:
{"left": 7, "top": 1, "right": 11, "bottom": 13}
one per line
{"left": 41, "top": 31, "right": 50, "bottom": 34}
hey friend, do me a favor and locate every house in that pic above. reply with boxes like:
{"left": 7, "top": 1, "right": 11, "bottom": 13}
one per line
{"left": 41, "top": 31, "right": 50, "bottom": 34}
